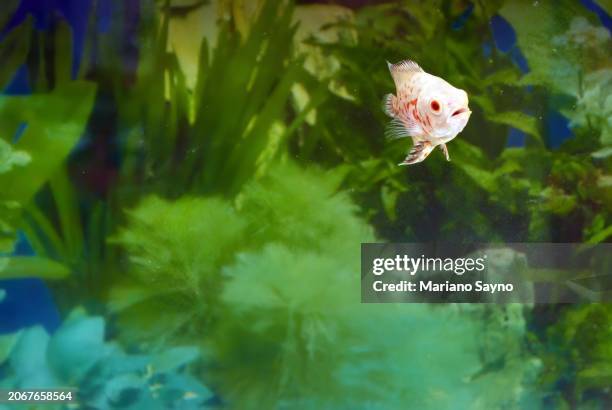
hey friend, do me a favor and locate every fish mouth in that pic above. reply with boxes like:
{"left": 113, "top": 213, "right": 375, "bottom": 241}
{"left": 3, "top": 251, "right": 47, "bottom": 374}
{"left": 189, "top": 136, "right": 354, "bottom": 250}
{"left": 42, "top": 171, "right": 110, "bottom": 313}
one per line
{"left": 451, "top": 107, "right": 470, "bottom": 117}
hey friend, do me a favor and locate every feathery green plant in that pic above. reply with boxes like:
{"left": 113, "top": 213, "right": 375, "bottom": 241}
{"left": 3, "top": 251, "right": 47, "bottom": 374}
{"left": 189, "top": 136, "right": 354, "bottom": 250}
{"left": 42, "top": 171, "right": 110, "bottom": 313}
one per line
{"left": 111, "top": 160, "right": 540, "bottom": 409}
{"left": 110, "top": 161, "right": 372, "bottom": 344}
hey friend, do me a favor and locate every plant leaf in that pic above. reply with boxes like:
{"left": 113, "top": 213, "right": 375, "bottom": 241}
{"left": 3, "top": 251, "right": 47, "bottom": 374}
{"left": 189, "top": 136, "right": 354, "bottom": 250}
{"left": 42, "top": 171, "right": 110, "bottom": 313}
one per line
{"left": 0, "top": 256, "right": 71, "bottom": 280}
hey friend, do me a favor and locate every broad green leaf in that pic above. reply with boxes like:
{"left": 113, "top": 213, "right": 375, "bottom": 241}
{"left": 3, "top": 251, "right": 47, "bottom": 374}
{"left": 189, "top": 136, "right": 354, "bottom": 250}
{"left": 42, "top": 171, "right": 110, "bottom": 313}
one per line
{"left": 586, "top": 224, "right": 612, "bottom": 244}
{"left": 481, "top": 68, "right": 521, "bottom": 86}
{"left": 0, "top": 81, "right": 96, "bottom": 204}
{"left": 486, "top": 111, "right": 542, "bottom": 142}
{"left": 0, "top": 256, "right": 71, "bottom": 280}
{"left": 457, "top": 163, "right": 497, "bottom": 192}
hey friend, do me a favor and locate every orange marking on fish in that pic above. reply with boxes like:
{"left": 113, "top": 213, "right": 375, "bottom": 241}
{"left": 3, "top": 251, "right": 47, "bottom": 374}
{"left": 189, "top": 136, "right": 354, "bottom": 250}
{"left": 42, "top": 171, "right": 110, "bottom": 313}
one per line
{"left": 384, "top": 58, "right": 471, "bottom": 165}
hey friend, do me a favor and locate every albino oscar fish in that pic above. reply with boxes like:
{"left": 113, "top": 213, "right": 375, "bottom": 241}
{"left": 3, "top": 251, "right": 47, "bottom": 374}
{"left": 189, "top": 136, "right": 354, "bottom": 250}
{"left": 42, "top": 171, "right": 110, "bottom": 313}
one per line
{"left": 383, "top": 59, "right": 472, "bottom": 165}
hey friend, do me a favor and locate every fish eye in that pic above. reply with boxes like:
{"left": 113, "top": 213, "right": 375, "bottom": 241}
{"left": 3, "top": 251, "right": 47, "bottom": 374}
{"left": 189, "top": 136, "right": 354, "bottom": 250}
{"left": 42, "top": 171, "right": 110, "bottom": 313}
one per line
{"left": 430, "top": 100, "right": 440, "bottom": 112}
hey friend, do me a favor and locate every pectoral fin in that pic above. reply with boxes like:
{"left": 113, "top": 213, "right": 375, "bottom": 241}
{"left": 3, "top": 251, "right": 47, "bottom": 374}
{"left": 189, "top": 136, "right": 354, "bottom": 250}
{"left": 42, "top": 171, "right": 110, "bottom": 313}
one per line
{"left": 399, "top": 141, "right": 434, "bottom": 165}
{"left": 439, "top": 143, "right": 450, "bottom": 161}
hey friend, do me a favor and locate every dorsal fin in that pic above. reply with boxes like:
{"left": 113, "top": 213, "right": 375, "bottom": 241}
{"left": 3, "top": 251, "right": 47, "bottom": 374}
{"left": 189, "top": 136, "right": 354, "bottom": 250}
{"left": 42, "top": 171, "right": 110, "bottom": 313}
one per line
{"left": 387, "top": 59, "right": 424, "bottom": 89}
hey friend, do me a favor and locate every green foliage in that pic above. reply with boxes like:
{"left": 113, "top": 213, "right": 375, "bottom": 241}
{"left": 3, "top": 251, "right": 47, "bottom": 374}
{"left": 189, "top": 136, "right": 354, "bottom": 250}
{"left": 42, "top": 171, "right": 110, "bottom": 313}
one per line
{"left": 0, "top": 81, "right": 96, "bottom": 280}
{"left": 107, "top": 0, "right": 312, "bottom": 198}
{"left": 116, "top": 196, "right": 245, "bottom": 292}
{"left": 110, "top": 196, "right": 247, "bottom": 343}
{"left": 110, "top": 161, "right": 540, "bottom": 409}
{"left": 285, "top": 1, "right": 560, "bottom": 244}
{"left": 216, "top": 275, "right": 539, "bottom": 409}
{"left": 501, "top": 1, "right": 611, "bottom": 150}
{"left": 237, "top": 162, "right": 373, "bottom": 256}
{"left": 281, "top": 0, "right": 611, "bottom": 247}
{"left": 0, "top": 82, "right": 96, "bottom": 204}
{"left": 536, "top": 304, "right": 612, "bottom": 406}
{"left": 110, "top": 161, "right": 373, "bottom": 343}
{"left": 500, "top": 2, "right": 609, "bottom": 95}
{"left": 0, "top": 309, "right": 212, "bottom": 410}
{"left": 566, "top": 69, "right": 612, "bottom": 147}
{"left": 0, "top": 139, "right": 30, "bottom": 254}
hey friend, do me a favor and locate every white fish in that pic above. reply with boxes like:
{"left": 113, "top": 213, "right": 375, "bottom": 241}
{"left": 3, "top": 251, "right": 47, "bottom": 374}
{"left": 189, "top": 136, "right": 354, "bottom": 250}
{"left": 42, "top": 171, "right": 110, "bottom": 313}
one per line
{"left": 383, "top": 59, "right": 472, "bottom": 165}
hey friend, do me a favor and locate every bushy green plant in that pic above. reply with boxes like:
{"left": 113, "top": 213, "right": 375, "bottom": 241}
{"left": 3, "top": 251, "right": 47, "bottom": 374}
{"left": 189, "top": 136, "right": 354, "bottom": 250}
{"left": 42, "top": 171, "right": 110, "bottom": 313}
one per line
{"left": 215, "top": 270, "right": 540, "bottom": 409}
{"left": 237, "top": 162, "right": 373, "bottom": 256}
{"left": 536, "top": 304, "right": 612, "bottom": 407}
{"left": 0, "top": 309, "right": 213, "bottom": 410}
{"left": 110, "top": 161, "right": 540, "bottom": 409}
{"left": 110, "top": 161, "right": 372, "bottom": 342}
{"left": 110, "top": 196, "right": 247, "bottom": 344}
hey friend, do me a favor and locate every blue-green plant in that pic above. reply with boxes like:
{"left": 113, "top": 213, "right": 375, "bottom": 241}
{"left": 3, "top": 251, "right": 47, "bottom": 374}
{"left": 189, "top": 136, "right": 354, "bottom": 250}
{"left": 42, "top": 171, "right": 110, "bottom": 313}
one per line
{"left": 0, "top": 309, "right": 213, "bottom": 410}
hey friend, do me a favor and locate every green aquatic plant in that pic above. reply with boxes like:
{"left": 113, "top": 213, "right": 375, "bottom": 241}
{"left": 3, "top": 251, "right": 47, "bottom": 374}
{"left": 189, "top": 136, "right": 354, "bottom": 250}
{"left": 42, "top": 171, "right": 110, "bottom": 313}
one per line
{"left": 237, "top": 162, "right": 373, "bottom": 256}
{"left": 0, "top": 139, "right": 30, "bottom": 254}
{"left": 283, "top": 1, "right": 553, "bottom": 244}
{"left": 110, "top": 161, "right": 372, "bottom": 343}
{"left": 0, "top": 78, "right": 95, "bottom": 280}
{"left": 500, "top": 1, "right": 609, "bottom": 97}
{"left": 536, "top": 304, "right": 612, "bottom": 407}
{"left": 110, "top": 196, "right": 247, "bottom": 343}
{"left": 566, "top": 68, "right": 612, "bottom": 149}
{"left": 294, "top": 0, "right": 540, "bottom": 163}
{"left": 501, "top": 0, "right": 611, "bottom": 152}
{"left": 106, "top": 0, "right": 312, "bottom": 198}
{"left": 0, "top": 82, "right": 95, "bottom": 278}
{"left": 0, "top": 309, "right": 212, "bottom": 410}
{"left": 110, "top": 161, "right": 539, "bottom": 409}
{"left": 215, "top": 264, "right": 539, "bottom": 409}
